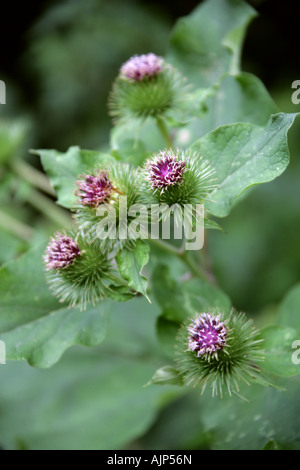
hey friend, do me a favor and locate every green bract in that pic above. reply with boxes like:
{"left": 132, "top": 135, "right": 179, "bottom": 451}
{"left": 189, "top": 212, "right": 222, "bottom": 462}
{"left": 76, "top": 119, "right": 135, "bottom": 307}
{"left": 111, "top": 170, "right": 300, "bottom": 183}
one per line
{"left": 109, "top": 64, "right": 187, "bottom": 123}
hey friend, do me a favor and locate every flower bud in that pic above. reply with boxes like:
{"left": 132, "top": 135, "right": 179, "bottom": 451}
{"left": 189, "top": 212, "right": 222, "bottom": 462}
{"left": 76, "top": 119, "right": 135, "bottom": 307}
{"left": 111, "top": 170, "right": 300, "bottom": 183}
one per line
{"left": 145, "top": 151, "right": 187, "bottom": 193}
{"left": 74, "top": 164, "right": 145, "bottom": 252}
{"left": 141, "top": 149, "right": 217, "bottom": 208}
{"left": 44, "top": 231, "right": 121, "bottom": 309}
{"left": 76, "top": 170, "right": 113, "bottom": 208}
{"left": 175, "top": 309, "right": 265, "bottom": 398}
{"left": 187, "top": 313, "right": 228, "bottom": 359}
{"left": 120, "top": 53, "right": 163, "bottom": 81}
{"left": 44, "top": 233, "right": 81, "bottom": 270}
{"left": 109, "top": 53, "right": 187, "bottom": 122}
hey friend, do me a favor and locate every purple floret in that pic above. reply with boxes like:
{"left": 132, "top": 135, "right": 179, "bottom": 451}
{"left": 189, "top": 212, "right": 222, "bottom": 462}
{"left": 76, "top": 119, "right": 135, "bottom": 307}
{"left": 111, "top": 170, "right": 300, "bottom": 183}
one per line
{"left": 44, "top": 233, "right": 81, "bottom": 270}
{"left": 187, "top": 313, "right": 228, "bottom": 358}
{"left": 76, "top": 170, "right": 113, "bottom": 208}
{"left": 146, "top": 151, "right": 187, "bottom": 192}
{"left": 120, "top": 53, "right": 163, "bottom": 81}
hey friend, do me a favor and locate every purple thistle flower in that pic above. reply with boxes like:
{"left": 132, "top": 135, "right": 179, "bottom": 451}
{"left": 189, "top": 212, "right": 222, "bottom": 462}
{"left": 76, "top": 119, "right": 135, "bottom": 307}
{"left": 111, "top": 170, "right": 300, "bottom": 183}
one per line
{"left": 76, "top": 170, "right": 113, "bottom": 208}
{"left": 187, "top": 313, "right": 228, "bottom": 358}
{"left": 120, "top": 53, "right": 163, "bottom": 81}
{"left": 44, "top": 233, "right": 81, "bottom": 270}
{"left": 146, "top": 151, "right": 187, "bottom": 192}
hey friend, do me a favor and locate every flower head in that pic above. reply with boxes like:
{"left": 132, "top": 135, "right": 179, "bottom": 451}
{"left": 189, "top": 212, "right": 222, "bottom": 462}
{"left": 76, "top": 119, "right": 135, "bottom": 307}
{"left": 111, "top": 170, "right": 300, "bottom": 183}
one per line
{"left": 44, "top": 233, "right": 81, "bottom": 270}
{"left": 109, "top": 57, "right": 186, "bottom": 122}
{"left": 44, "top": 232, "right": 128, "bottom": 309}
{"left": 175, "top": 309, "right": 265, "bottom": 398}
{"left": 187, "top": 313, "right": 228, "bottom": 359}
{"left": 140, "top": 149, "right": 217, "bottom": 210}
{"left": 76, "top": 170, "right": 113, "bottom": 208}
{"left": 120, "top": 53, "right": 163, "bottom": 81}
{"left": 145, "top": 151, "right": 187, "bottom": 192}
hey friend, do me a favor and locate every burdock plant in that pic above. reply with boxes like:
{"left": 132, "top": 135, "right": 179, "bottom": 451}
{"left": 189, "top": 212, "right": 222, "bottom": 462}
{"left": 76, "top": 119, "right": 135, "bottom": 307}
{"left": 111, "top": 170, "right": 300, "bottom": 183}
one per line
{"left": 6, "top": 1, "right": 297, "bottom": 430}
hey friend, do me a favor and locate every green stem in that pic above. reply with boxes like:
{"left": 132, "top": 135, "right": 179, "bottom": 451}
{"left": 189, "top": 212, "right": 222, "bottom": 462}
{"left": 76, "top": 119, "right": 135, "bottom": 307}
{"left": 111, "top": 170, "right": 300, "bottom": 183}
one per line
{"left": 11, "top": 159, "right": 56, "bottom": 197}
{"left": 148, "top": 238, "right": 182, "bottom": 256}
{"left": 200, "top": 230, "right": 217, "bottom": 284}
{"left": 155, "top": 116, "right": 172, "bottom": 148}
{"left": 148, "top": 238, "right": 207, "bottom": 280}
{"left": 0, "top": 210, "right": 34, "bottom": 241}
{"left": 24, "top": 188, "right": 72, "bottom": 228}
{"left": 180, "top": 250, "right": 207, "bottom": 280}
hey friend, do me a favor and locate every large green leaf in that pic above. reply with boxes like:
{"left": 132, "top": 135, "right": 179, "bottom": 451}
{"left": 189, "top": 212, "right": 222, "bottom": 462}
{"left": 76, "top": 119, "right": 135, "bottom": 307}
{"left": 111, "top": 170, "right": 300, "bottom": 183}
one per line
{"left": 110, "top": 117, "right": 165, "bottom": 163}
{"left": 0, "top": 297, "right": 181, "bottom": 450}
{"left": 200, "top": 378, "right": 300, "bottom": 449}
{"left": 192, "top": 112, "right": 299, "bottom": 217}
{"left": 0, "top": 246, "right": 109, "bottom": 368}
{"left": 142, "top": 377, "right": 300, "bottom": 450}
{"left": 152, "top": 264, "right": 231, "bottom": 323}
{"left": 175, "top": 72, "right": 278, "bottom": 147}
{"left": 167, "top": 0, "right": 256, "bottom": 87}
{"left": 278, "top": 283, "right": 300, "bottom": 330}
{"left": 152, "top": 264, "right": 231, "bottom": 357}
{"left": 32, "top": 146, "right": 115, "bottom": 209}
{"left": 116, "top": 240, "right": 150, "bottom": 300}
{"left": 261, "top": 325, "right": 300, "bottom": 377}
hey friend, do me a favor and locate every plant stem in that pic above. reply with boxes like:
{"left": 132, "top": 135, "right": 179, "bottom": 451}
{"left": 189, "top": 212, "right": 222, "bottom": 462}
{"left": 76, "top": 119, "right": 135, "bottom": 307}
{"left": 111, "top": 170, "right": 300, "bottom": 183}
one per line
{"left": 0, "top": 210, "right": 34, "bottom": 241}
{"left": 148, "top": 238, "right": 182, "bottom": 256}
{"left": 24, "top": 188, "right": 72, "bottom": 228}
{"left": 155, "top": 116, "right": 172, "bottom": 148}
{"left": 180, "top": 250, "right": 207, "bottom": 280}
{"left": 11, "top": 159, "right": 56, "bottom": 197}
{"left": 148, "top": 238, "right": 207, "bottom": 281}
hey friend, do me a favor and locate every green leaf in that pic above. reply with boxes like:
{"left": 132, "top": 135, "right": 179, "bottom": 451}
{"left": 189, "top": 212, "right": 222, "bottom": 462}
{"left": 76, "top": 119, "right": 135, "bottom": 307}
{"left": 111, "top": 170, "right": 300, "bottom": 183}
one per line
{"left": 204, "top": 218, "right": 224, "bottom": 231}
{"left": 278, "top": 283, "right": 300, "bottom": 330}
{"left": 262, "top": 440, "right": 281, "bottom": 450}
{"left": 0, "top": 245, "right": 109, "bottom": 368}
{"left": 0, "top": 352, "right": 174, "bottom": 450}
{"left": 110, "top": 117, "right": 165, "bottom": 160}
{"left": 152, "top": 264, "right": 231, "bottom": 323}
{"left": 192, "top": 112, "right": 299, "bottom": 217}
{"left": 0, "top": 297, "right": 180, "bottom": 450}
{"left": 156, "top": 315, "right": 180, "bottom": 359}
{"left": 261, "top": 325, "right": 300, "bottom": 377}
{"left": 167, "top": 0, "right": 256, "bottom": 87}
{"left": 116, "top": 240, "right": 150, "bottom": 300}
{"left": 32, "top": 146, "right": 115, "bottom": 208}
{"left": 175, "top": 72, "right": 278, "bottom": 147}
{"left": 200, "top": 378, "right": 300, "bottom": 449}
{"left": 146, "top": 365, "right": 184, "bottom": 387}
{"left": 111, "top": 139, "right": 149, "bottom": 166}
